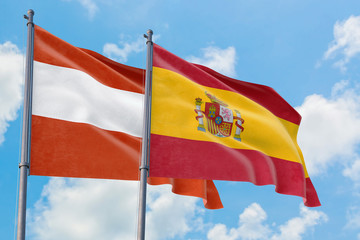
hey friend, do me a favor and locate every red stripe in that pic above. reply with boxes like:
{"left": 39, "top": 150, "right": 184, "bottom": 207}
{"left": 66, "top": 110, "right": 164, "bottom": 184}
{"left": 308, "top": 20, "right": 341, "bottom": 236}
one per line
{"left": 34, "top": 25, "right": 145, "bottom": 94}
{"left": 153, "top": 44, "right": 301, "bottom": 125}
{"left": 148, "top": 178, "right": 223, "bottom": 209}
{"left": 149, "top": 134, "right": 320, "bottom": 207}
{"left": 31, "top": 115, "right": 141, "bottom": 180}
{"left": 304, "top": 178, "right": 319, "bottom": 207}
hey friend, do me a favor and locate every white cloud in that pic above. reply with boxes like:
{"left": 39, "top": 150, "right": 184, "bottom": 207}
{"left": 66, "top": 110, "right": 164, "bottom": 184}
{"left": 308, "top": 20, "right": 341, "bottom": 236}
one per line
{"left": 236, "top": 203, "right": 271, "bottom": 240}
{"left": 207, "top": 203, "right": 327, "bottom": 240}
{"left": 270, "top": 206, "right": 328, "bottom": 240}
{"left": 28, "top": 178, "right": 201, "bottom": 240}
{"left": 207, "top": 203, "right": 270, "bottom": 240}
{"left": 146, "top": 185, "right": 202, "bottom": 239}
{"left": 28, "top": 178, "right": 139, "bottom": 240}
{"left": 323, "top": 15, "right": 360, "bottom": 71}
{"left": 343, "top": 158, "right": 360, "bottom": 184}
{"left": 345, "top": 206, "right": 360, "bottom": 230}
{"left": 103, "top": 36, "right": 146, "bottom": 63}
{"left": 0, "top": 41, "right": 24, "bottom": 145}
{"left": 62, "top": 0, "right": 98, "bottom": 19}
{"left": 187, "top": 46, "right": 237, "bottom": 77}
{"left": 79, "top": 0, "right": 98, "bottom": 18}
{"left": 29, "top": 179, "right": 328, "bottom": 240}
{"left": 208, "top": 224, "right": 239, "bottom": 240}
{"left": 296, "top": 80, "right": 360, "bottom": 176}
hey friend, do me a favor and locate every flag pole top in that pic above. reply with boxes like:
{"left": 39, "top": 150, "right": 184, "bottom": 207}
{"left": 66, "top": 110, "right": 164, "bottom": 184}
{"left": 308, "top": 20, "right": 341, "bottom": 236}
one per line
{"left": 24, "top": 9, "right": 34, "bottom": 25}
{"left": 144, "top": 29, "right": 153, "bottom": 43}
{"left": 28, "top": 9, "right": 34, "bottom": 15}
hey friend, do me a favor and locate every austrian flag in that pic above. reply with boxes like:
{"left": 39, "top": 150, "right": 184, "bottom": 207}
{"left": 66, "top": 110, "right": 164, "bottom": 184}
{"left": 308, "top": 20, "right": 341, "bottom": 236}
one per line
{"left": 30, "top": 25, "right": 223, "bottom": 209}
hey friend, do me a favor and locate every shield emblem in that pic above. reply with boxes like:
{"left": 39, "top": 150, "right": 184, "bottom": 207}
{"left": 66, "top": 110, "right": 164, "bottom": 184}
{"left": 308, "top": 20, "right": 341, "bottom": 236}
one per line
{"left": 205, "top": 103, "right": 233, "bottom": 137}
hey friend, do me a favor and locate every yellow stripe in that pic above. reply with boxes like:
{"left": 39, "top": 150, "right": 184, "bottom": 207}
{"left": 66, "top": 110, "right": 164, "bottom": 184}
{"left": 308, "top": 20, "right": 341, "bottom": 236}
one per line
{"left": 151, "top": 67, "right": 309, "bottom": 176}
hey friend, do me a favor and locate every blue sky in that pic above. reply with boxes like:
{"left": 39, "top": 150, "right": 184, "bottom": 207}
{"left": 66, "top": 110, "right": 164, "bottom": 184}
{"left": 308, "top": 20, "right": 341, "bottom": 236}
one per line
{"left": 1, "top": 0, "right": 360, "bottom": 239}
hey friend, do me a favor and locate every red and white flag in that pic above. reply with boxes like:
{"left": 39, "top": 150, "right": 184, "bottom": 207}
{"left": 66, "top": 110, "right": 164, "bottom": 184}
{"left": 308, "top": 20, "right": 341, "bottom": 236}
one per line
{"left": 30, "top": 25, "right": 223, "bottom": 209}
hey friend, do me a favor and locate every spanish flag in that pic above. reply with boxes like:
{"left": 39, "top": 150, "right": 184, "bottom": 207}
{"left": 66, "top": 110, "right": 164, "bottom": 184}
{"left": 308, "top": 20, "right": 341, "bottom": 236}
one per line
{"left": 150, "top": 44, "right": 320, "bottom": 207}
{"left": 30, "top": 26, "right": 223, "bottom": 209}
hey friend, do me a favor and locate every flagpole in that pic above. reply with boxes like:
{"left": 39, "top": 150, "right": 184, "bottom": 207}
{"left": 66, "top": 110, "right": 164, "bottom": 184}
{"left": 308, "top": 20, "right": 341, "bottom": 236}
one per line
{"left": 17, "top": 9, "right": 35, "bottom": 240}
{"left": 137, "top": 29, "right": 153, "bottom": 240}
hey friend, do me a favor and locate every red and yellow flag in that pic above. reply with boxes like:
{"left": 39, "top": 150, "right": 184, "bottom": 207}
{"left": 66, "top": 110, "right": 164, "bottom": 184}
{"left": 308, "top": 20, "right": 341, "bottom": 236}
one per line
{"left": 150, "top": 44, "right": 320, "bottom": 207}
{"left": 30, "top": 26, "right": 223, "bottom": 209}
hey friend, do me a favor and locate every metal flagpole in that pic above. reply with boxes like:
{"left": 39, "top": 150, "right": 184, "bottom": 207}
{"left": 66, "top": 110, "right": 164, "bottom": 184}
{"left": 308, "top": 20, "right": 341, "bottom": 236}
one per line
{"left": 17, "top": 9, "right": 35, "bottom": 240}
{"left": 137, "top": 29, "right": 153, "bottom": 240}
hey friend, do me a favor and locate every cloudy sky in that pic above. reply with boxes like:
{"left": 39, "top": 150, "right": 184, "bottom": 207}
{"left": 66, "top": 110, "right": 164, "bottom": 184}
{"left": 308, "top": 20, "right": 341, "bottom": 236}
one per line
{"left": 1, "top": 0, "right": 360, "bottom": 239}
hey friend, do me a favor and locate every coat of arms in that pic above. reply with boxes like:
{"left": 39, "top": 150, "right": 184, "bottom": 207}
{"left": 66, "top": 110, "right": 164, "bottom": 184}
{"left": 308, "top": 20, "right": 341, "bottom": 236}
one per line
{"left": 194, "top": 92, "right": 244, "bottom": 141}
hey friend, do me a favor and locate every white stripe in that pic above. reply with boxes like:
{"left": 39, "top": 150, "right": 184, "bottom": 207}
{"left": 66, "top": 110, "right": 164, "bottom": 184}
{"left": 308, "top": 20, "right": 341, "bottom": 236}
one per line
{"left": 33, "top": 61, "right": 144, "bottom": 137}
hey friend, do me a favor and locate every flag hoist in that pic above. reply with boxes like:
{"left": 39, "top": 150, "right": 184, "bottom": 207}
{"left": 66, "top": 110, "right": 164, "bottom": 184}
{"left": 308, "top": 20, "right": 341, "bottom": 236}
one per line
{"left": 17, "top": 9, "right": 34, "bottom": 240}
{"left": 137, "top": 29, "right": 153, "bottom": 240}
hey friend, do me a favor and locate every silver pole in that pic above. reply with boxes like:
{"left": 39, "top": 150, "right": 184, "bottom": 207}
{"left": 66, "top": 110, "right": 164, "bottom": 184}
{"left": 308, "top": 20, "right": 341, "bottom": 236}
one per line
{"left": 137, "top": 29, "right": 153, "bottom": 240}
{"left": 17, "top": 9, "right": 35, "bottom": 240}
